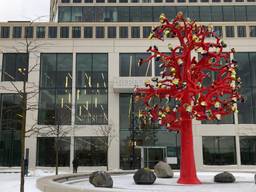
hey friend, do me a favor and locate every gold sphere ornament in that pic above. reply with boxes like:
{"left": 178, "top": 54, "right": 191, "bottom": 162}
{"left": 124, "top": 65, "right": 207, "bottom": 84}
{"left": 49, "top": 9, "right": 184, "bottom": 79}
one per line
{"left": 177, "top": 11, "right": 184, "bottom": 19}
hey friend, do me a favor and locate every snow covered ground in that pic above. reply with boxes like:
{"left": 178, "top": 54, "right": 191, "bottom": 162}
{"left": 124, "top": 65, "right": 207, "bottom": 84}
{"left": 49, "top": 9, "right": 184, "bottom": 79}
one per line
{"left": 0, "top": 170, "right": 57, "bottom": 192}
{"left": 66, "top": 172, "right": 256, "bottom": 192}
{"left": 0, "top": 171, "right": 255, "bottom": 192}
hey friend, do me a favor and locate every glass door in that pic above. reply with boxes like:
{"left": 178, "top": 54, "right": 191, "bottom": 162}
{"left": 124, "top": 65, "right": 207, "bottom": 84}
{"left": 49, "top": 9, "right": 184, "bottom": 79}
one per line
{"left": 142, "top": 147, "right": 167, "bottom": 169}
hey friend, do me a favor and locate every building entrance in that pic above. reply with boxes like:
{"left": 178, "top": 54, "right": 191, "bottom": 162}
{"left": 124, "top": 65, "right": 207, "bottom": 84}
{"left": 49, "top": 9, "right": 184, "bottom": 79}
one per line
{"left": 136, "top": 146, "right": 167, "bottom": 169}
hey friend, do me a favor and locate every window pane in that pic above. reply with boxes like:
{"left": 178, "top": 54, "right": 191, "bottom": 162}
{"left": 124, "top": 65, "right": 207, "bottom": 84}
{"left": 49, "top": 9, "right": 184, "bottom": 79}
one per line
{"left": 72, "top": 7, "right": 82, "bottom": 22}
{"left": 153, "top": 7, "right": 164, "bottom": 22}
{"left": 24, "top": 26, "right": 33, "bottom": 38}
{"left": 0, "top": 94, "right": 22, "bottom": 166}
{"left": 91, "top": 89, "right": 108, "bottom": 124}
{"left": 36, "top": 27, "right": 45, "bottom": 38}
{"left": 60, "top": 27, "right": 69, "bottom": 38}
{"left": 75, "top": 54, "right": 108, "bottom": 125}
{"left": 84, "top": 27, "right": 93, "bottom": 38}
{"left": 40, "top": 54, "right": 57, "bottom": 88}
{"left": 200, "top": 7, "right": 211, "bottom": 21}
{"left": 225, "top": 26, "right": 234, "bottom": 37}
{"left": 56, "top": 89, "right": 72, "bottom": 125}
{"left": 76, "top": 54, "right": 92, "bottom": 88}
{"left": 58, "top": 6, "right": 72, "bottom": 22}
{"left": 188, "top": 6, "right": 200, "bottom": 21}
{"left": 13, "top": 27, "right": 22, "bottom": 38}
{"left": 2, "top": 53, "right": 28, "bottom": 81}
{"left": 214, "top": 26, "right": 223, "bottom": 37}
{"left": 119, "top": 27, "right": 128, "bottom": 38}
{"left": 72, "top": 27, "right": 81, "bottom": 38}
{"left": 74, "top": 137, "right": 107, "bottom": 166}
{"left": 38, "top": 89, "right": 56, "bottom": 124}
{"left": 235, "top": 6, "right": 246, "bottom": 21}
{"left": 249, "top": 26, "right": 256, "bottom": 37}
{"left": 95, "top": 7, "right": 105, "bottom": 22}
{"left": 48, "top": 27, "right": 57, "bottom": 38}
{"left": 1, "top": 27, "right": 10, "bottom": 38}
{"left": 211, "top": 6, "right": 223, "bottom": 22}
{"left": 108, "top": 27, "right": 116, "bottom": 38}
{"left": 82, "top": 7, "right": 95, "bottom": 22}
{"left": 37, "top": 137, "right": 70, "bottom": 166}
{"left": 247, "top": 6, "right": 256, "bottom": 21}
{"left": 237, "top": 26, "right": 246, "bottom": 37}
{"left": 130, "top": 7, "right": 141, "bottom": 22}
{"left": 56, "top": 54, "right": 72, "bottom": 88}
{"left": 223, "top": 6, "right": 235, "bottom": 21}
{"left": 141, "top": 7, "right": 152, "bottom": 22}
{"left": 105, "top": 7, "right": 118, "bottom": 22}
{"left": 203, "top": 136, "right": 236, "bottom": 165}
{"left": 240, "top": 136, "right": 256, "bottom": 165}
{"left": 143, "top": 27, "right": 151, "bottom": 38}
{"left": 119, "top": 53, "right": 151, "bottom": 76}
{"left": 96, "top": 27, "right": 105, "bottom": 38}
{"left": 131, "top": 27, "right": 140, "bottom": 38}
{"left": 118, "top": 7, "right": 129, "bottom": 22}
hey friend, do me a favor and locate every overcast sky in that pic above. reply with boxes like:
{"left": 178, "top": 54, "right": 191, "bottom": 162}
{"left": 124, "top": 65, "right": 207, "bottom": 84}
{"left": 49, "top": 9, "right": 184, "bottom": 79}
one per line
{"left": 0, "top": 0, "right": 50, "bottom": 22}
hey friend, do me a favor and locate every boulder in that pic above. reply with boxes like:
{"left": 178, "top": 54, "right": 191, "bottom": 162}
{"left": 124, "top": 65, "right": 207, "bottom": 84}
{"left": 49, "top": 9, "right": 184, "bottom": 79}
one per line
{"left": 154, "top": 161, "right": 174, "bottom": 178}
{"left": 89, "top": 171, "right": 113, "bottom": 188}
{"left": 214, "top": 172, "right": 235, "bottom": 183}
{"left": 133, "top": 168, "right": 156, "bottom": 185}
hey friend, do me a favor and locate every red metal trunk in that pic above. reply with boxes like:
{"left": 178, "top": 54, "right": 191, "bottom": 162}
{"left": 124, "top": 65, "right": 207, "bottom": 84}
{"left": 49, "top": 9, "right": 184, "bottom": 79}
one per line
{"left": 177, "top": 118, "right": 201, "bottom": 184}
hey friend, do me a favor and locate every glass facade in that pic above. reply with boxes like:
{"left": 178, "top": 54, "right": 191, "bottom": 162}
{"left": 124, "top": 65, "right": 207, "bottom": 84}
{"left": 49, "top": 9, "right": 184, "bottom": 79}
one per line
{"left": 58, "top": 5, "right": 256, "bottom": 22}
{"left": 119, "top": 94, "right": 180, "bottom": 169}
{"left": 120, "top": 53, "right": 151, "bottom": 76}
{"left": 0, "top": 94, "right": 22, "bottom": 166}
{"left": 36, "top": 137, "right": 71, "bottom": 166}
{"left": 236, "top": 53, "right": 256, "bottom": 124}
{"left": 203, "top": 136, "right": 236, "bottom": 165}
{"left": 75, "top": 53, "right": 108, "bottom": 125}
{"left": 2, "top": 53, "right": 29, "bottom": 81}
{"left": 240, "top": 136, "right": 256, "bottom": 165}
{"left": 74, "top": 137, "right": 107, "bottom": 166}
{"left": 48, "top": 26, "right": 58, "bottom": 38}
{"left": 38, "top": 53, "right": 72, "bottom": 125}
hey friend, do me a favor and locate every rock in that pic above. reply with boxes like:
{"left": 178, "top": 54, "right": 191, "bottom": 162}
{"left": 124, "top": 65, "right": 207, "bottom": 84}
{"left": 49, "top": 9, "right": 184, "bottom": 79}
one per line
{"left": 214, "top": 172, "right": 235, "bottom": 183}
{"left": 89, "top": 171, "right": 113, "bottom": 188}
{"left": 154, "top": 161, "right": 174, "bottom": 178}
{"left": 133, "top": 168, "right": 156, "bottom": 185}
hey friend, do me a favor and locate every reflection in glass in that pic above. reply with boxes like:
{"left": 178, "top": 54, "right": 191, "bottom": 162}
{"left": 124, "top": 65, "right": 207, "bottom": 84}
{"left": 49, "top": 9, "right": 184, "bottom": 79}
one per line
{"left": 0, "top": 94, "right": 22, "bottom": 166}
{"left": 120, "top": 53, "right": 151, "bottom": 76}
{"left": 203, "top": 136, "right": 236, "bottom": 165}
{"left": 2, "top": 53, "right": 28, "bottom": 81}
{"left": 240, "top": 136, "right": 256, "bottom": 165}
{"left": 36, "top": 137, "right": 70, "bottom": 166}
{"left": 74, "top": 137, "right": 107, "bottom": 166}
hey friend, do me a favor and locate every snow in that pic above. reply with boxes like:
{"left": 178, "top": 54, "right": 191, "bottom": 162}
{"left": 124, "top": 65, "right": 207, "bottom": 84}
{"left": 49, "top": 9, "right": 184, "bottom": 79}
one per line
{"left": 0, "top": 169, "right": 61, "bottom": 192}
{"left": 66, "top": 172, "right": 256, "bottom": 192}
{"left": 0, "top": 171, "right": 255, "bottom": 192}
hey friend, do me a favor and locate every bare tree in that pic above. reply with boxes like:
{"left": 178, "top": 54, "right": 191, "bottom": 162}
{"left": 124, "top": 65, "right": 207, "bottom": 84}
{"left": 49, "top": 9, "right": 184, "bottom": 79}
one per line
{"left": 0, "top": 18, "right": 50, "bottom": 192}
{"left": 37, "top": 105, "right": 71, "bottom": 175}
{"left": 97, "top": 123, "right": 116, "bottom": 171}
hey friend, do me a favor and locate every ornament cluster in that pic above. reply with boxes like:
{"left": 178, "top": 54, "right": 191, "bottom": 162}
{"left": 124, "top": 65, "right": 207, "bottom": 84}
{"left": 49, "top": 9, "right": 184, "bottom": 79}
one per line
{"left": 135, "top": 12, "right": 244, "bottom": 130}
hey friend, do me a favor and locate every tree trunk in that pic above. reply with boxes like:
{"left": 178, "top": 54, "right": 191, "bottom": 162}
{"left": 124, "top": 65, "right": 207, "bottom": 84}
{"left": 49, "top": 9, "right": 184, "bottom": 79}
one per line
{"left": 177, "top": 118, "right": 201, "bottom": 184}
{"left": 55, "top": 138, "right": 59, "bottom": 175}
{"left": 20, "top": 82, "right": 27, "bottom": 192}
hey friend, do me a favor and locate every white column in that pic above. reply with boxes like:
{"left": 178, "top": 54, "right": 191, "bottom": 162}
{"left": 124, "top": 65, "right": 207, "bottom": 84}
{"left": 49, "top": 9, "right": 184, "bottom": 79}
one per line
{"left": 108, "top": 51, "right": 120, "bottom": 170}
{"left": 25, "top": 51, "right": 40, "bottom": 170}
{"left": 70, "top": 51, "right": 76, "bottom": 169}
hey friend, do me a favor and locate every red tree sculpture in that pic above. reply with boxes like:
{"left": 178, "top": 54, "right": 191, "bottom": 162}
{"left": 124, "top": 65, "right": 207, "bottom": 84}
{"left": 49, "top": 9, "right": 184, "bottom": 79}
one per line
{"left": 135, "top": 12, "right": 243, "bottom": 184}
